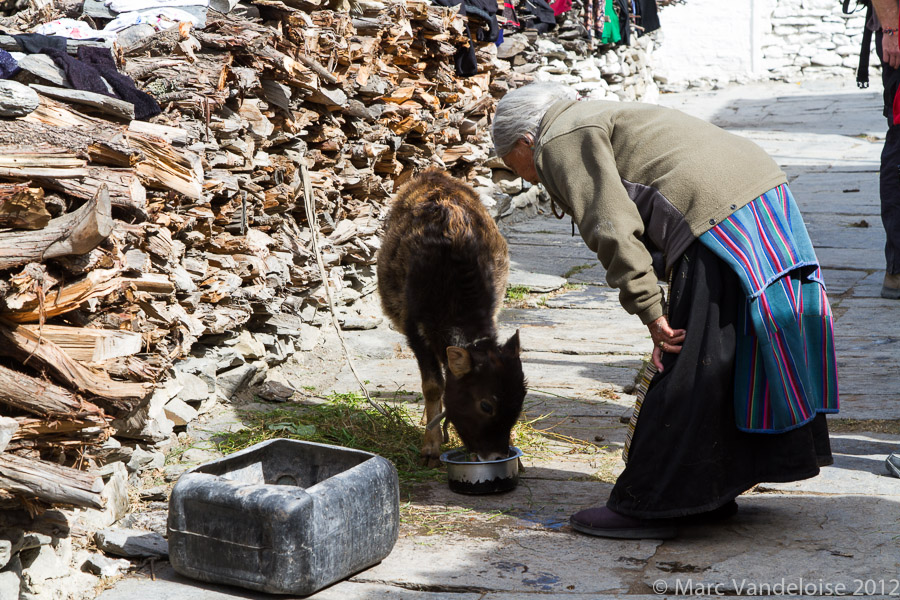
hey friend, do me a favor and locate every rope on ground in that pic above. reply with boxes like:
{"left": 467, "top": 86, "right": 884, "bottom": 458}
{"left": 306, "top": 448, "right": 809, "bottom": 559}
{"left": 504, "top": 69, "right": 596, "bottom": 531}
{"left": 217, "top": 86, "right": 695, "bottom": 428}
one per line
{"left": 299, "top": 163, "right": 390, "bottom": 417}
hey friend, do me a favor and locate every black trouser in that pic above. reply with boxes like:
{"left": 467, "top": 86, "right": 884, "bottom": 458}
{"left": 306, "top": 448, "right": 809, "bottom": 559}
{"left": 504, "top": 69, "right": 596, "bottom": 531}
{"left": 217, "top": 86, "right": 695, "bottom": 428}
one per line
{"left": 877, "top": 31, "right": 900, "bottom": 275}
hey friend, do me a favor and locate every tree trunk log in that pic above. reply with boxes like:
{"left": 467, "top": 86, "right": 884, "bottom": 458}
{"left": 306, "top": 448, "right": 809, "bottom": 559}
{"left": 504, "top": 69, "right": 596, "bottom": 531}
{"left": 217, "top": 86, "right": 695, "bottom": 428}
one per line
{"left": 0, "top": 453, "right": 103, "bottom": 509}
{"left": 0, "top": 185, "right": 113, "bottom": 270}
{"left": 0, "top": 362, "right": 103, "bottom": 417}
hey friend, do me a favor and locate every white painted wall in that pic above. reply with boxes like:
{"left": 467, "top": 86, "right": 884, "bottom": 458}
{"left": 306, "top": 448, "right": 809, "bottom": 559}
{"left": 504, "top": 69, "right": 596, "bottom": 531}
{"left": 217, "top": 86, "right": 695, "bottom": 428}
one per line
{"left": 651, "top": 0, "right": 871, "bottom": 88}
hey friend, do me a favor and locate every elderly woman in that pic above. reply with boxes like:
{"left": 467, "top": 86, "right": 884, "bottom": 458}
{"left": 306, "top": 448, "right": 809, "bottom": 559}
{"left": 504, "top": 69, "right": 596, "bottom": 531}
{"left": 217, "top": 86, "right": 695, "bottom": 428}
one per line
{"left": 494, "top": 83, "right": 839, "bottom": 539}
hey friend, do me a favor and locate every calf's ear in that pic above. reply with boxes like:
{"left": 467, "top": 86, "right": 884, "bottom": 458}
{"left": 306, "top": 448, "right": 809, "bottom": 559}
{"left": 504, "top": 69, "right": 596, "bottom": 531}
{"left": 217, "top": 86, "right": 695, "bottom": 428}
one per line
{"left": 446, "top": 346, "right": 472, "bottom": 377}
{"left": 503, "top": 330, "right": 521, "bottom": 356}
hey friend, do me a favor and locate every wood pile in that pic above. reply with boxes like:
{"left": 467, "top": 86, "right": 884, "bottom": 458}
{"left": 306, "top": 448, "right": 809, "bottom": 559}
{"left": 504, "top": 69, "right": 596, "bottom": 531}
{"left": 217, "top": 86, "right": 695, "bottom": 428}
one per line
{"left": 0, "top": 0, "right": 538, "bottom": 513}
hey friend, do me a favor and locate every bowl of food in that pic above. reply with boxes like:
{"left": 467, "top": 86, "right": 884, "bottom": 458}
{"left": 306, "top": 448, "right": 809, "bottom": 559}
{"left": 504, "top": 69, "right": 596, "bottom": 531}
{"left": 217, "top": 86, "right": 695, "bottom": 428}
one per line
{"left": 439, "top": 446, "right": 523, "bottom": 494}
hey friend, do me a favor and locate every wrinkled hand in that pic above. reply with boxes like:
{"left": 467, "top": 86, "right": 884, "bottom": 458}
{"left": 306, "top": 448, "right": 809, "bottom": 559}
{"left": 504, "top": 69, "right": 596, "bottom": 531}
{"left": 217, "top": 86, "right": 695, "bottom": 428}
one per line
{"left": 648, "top": 315, "right": 686, "bottom": 372}
{"left": 885, "top": 30, "right": 900, "bottom": 69}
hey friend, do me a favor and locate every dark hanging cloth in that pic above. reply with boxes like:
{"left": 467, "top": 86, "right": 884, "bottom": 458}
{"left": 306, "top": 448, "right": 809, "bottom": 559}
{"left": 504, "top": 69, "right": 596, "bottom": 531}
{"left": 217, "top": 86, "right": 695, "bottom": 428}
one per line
{"left": 615, "top": 0, "right": 631, "bottom": 45}
{"left": 77, "top": 46, "right": 161, "bottom": 120}
{"left": 503, "top": 1, "right": 521, "bottom": 28}
{"left": 454, "top": 24, "right": 478, "bottom": 77}
{"left": 41, "top": 47, "right": 112, "bottom": 97}
{"left": 431, "top": 0, "right": 499, "bottom": 42}
{"left": 0, "top": 49, "right": 20, "bottom": 79}
{"left": 633, "top": 0, "right": 659, "bottom": 36}
{"left": 10, "top": 33, "right": 67, "bottom": 54}
{"left": 519, "top": 0, "right": 556, "bottom": 33}
{"left": 606, "top": 242, "right": 832, "bottom": 520}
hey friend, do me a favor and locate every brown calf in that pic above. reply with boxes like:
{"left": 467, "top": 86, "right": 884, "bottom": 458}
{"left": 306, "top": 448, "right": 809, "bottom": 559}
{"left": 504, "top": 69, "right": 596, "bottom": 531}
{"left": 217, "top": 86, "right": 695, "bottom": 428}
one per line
{"left": 377, "top": 169, "right": 526, "bottom": 466}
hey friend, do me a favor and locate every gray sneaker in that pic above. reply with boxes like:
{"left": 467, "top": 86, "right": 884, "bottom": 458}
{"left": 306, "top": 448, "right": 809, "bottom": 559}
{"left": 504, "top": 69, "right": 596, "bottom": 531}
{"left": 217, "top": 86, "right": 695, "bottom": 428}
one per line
{"left": 887, "top": 452, "right": 900, "bottom": 478}
{"left": 881, "top": 273, "right": 900, "bottom": 299}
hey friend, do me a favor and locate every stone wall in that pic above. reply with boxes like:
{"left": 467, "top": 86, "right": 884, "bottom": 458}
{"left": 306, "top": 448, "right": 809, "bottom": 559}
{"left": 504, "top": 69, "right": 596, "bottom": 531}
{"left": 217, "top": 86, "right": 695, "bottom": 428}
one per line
{"left": 764, "top": 0, "right": 870, "bottom": 80}
{"left": 652, "top": 0, "right": 874, "bottom": 90}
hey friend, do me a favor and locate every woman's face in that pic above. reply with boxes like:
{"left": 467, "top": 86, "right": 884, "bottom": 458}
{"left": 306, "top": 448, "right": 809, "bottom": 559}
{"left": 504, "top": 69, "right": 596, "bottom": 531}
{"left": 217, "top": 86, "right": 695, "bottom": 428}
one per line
{"left": 501, "top": 138, "right": 540, "bottom": 185}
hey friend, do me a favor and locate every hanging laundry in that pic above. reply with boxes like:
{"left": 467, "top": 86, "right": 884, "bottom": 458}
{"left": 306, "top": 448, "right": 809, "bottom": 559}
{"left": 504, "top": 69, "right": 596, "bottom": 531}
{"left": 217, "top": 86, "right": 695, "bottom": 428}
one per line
{"left": 103, "top": 7, "right": 204, "bottom": 32}
{"left": 77, "top": 46, "right": 161, "bottom": 120}
{"left": 105, "top": 0, "right": 208, "bottom": 12}
{"left": 550, "top": 0, "right": 571, "bottom": 17}
{"left": 35, "top": 18, "right": 118, "bottom": 41}
{"left": 0, "top": 49, "right": 20, "bottom": 79}
{"left": 9, "top": 33, "right": 67, "bottom": 54}
{"left": 632, "top": 0, "right": 659, "bottom": 36}
{"left": 518, "top": 0, "right": 556, "bottom": 33}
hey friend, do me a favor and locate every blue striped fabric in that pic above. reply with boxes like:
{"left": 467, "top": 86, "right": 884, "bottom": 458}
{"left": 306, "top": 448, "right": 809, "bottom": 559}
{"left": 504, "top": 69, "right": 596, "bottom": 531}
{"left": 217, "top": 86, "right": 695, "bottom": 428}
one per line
{"left": 699, "top": 184, "right": 839, "bottom": 433}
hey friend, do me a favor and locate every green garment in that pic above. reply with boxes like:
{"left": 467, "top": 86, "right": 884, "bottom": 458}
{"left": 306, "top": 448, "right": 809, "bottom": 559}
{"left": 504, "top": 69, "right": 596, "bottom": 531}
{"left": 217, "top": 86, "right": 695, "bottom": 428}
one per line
{"left": 532, "top": 99, "right": 786, "bottom": 325}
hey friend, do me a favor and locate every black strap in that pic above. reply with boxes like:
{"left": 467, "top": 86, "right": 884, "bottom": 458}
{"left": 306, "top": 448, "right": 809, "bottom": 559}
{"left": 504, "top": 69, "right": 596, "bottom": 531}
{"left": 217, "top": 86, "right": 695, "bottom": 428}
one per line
{"left": 857, "top": 2, "right": 873, "bottom": 88}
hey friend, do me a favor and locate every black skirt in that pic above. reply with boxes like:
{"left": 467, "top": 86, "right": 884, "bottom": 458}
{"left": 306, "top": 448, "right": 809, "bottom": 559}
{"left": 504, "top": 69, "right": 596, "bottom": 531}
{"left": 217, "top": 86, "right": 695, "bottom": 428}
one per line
{"left": 607, "top": 243, "right": 833, "bottom": 520}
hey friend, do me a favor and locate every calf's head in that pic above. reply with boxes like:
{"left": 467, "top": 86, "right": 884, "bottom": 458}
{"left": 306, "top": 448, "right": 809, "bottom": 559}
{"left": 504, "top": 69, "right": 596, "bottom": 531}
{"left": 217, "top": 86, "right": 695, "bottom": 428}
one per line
{"left": 442, "top": 331, "right": 526, "bottom": 461}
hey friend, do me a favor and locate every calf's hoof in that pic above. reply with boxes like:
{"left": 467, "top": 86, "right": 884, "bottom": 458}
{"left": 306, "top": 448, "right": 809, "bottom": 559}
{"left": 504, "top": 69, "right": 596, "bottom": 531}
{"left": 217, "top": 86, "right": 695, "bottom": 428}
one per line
{"left": 420, "top": 453, "right": 441, "bottom": 468}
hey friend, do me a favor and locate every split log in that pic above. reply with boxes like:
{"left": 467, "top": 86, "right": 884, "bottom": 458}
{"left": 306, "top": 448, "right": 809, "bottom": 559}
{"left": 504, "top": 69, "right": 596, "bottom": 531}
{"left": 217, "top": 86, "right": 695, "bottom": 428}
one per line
{"left": 126, "top": 132, "right": 204, "bottom": 200}
{"left": 0, "top": 319, "right": 153, "bottom": 404}
{"left": 2, "top": 269, "right": 174, "bottom": 323}
{"left": 0, "top": 362, "right": 103, "bottom": 418}
{"left": 0, "top": 453, "right": 103, "bottom": 509}
{"left": 28, "top": 84, "right": 136, "bottom": 121}
{"left": 33, "top": 168, "right": 147, "bottom": 221}
{"left": 12, "top": 415, "right": 110, "bottom": 442}
{"left": 128, "top": 120, "right": 189, "bottom": 145}
{"left": 0, "top": 185, "right": 113, "bottom": 271}
{"left": 19, "top": 324, "right": 144, "bottom": 363}
{"left": 0, "top": 184, "right": 51, "bottom": 229}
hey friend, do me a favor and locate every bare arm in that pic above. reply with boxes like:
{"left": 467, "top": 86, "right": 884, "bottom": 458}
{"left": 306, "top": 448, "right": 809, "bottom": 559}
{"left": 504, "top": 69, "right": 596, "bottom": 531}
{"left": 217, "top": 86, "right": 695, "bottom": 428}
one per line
{"left": 873, "top": 0, "right": 900, "bottom": 68}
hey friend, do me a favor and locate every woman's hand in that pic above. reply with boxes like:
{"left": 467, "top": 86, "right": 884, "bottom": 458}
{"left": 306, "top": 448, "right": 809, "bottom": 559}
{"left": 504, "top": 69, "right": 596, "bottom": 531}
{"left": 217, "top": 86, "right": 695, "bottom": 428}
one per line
{"left": 648, "top": 315, "right": 686, "bottom": 372}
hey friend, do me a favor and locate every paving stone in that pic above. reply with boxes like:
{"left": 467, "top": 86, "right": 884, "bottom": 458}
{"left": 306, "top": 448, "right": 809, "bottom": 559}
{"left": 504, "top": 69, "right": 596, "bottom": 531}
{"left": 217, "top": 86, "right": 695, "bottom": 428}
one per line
{"left": 82, "top": 553, "right": 132, "bottom": 578}
{"left": 508, "top": 269, "right": 567, "bottom": 292}
{"left": 94, "top": 529, "right": 168, "bottom": 559}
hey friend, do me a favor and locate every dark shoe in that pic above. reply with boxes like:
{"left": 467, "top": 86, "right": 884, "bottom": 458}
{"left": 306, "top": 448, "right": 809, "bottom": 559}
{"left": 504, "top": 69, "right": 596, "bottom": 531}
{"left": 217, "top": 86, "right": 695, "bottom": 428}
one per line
{"left": 569, "top": 506, "right": 677, "bottom": 539}
{"left": 674, "top": 500, "right": 738, "bottom": 525}
{"left": 887, "top": 452, "right": 900, "bottom": 478}
{"left": 881, "top": 273, "right": 900, "bottom": 299}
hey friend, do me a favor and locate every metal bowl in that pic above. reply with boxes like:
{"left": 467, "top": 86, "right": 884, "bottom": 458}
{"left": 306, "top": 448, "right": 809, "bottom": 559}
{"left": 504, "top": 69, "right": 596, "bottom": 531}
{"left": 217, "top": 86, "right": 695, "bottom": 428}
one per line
{"left": 439, "top": 446, "right": 522, "bottom": 495}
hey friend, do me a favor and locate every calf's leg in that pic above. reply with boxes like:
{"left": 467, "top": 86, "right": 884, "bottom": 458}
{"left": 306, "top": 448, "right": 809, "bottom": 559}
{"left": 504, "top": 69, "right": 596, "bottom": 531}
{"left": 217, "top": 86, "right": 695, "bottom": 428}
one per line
{"left": 406, "top": 324, "right": 445, "bottom": 467}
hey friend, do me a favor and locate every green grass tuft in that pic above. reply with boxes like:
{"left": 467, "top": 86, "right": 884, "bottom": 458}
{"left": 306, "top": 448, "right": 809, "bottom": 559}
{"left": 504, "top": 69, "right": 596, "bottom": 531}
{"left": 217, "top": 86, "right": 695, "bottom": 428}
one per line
{"left": 214, "top": 393, "right": 445, "bottom": 488}
{"left": 563, "top": 263, "right": 594, "bottom": 279}
{"left": 505, "top": 285, "right": 531, "bottom": 301}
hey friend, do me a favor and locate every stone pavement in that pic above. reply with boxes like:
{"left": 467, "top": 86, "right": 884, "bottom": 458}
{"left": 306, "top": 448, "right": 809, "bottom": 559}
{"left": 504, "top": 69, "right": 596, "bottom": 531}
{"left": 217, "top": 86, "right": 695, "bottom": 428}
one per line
{"left": 100, "top": 77, "right": 900, "bottom": 600}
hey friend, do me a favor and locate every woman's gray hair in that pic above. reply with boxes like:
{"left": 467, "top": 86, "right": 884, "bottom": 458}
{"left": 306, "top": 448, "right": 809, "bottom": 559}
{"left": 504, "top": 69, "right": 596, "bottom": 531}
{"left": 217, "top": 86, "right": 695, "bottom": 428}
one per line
{"left": 492, "top": 82, "right": 577, "bottom": 157}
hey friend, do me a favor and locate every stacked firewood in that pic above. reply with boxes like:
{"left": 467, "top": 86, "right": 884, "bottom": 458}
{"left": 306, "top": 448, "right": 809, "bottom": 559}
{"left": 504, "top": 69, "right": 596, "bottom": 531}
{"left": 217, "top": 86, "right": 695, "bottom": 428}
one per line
{"left": 0, "top": 0, "right": 661, "bottom": 515}
{"left": 0, "top": 0, "right": 532, "bottom": 512}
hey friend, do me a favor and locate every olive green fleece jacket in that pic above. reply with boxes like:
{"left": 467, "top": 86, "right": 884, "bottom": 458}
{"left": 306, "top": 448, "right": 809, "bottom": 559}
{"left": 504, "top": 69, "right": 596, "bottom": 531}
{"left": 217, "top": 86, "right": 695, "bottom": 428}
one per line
{"left": 532, "top": 99, "right": 787, "bottom": 325}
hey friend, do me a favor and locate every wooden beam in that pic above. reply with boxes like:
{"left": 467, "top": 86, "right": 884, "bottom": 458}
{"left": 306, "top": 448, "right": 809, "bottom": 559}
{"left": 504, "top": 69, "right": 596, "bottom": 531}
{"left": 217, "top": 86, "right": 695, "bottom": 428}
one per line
{"left": 0, "top": 185, "right": 113, "bottom": 271}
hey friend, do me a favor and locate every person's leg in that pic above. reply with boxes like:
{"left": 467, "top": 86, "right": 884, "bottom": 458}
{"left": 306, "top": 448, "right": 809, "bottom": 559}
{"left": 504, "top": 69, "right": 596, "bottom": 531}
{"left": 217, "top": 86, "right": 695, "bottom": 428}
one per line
{"left": 876, "top": 31, "right": 900, "bottom": 297}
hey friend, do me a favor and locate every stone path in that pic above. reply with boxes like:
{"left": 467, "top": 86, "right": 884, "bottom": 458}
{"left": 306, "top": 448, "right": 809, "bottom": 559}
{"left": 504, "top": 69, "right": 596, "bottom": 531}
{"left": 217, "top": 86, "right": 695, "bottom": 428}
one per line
{"left": 100, "top": 77, "right": 900, "bottom": 600}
